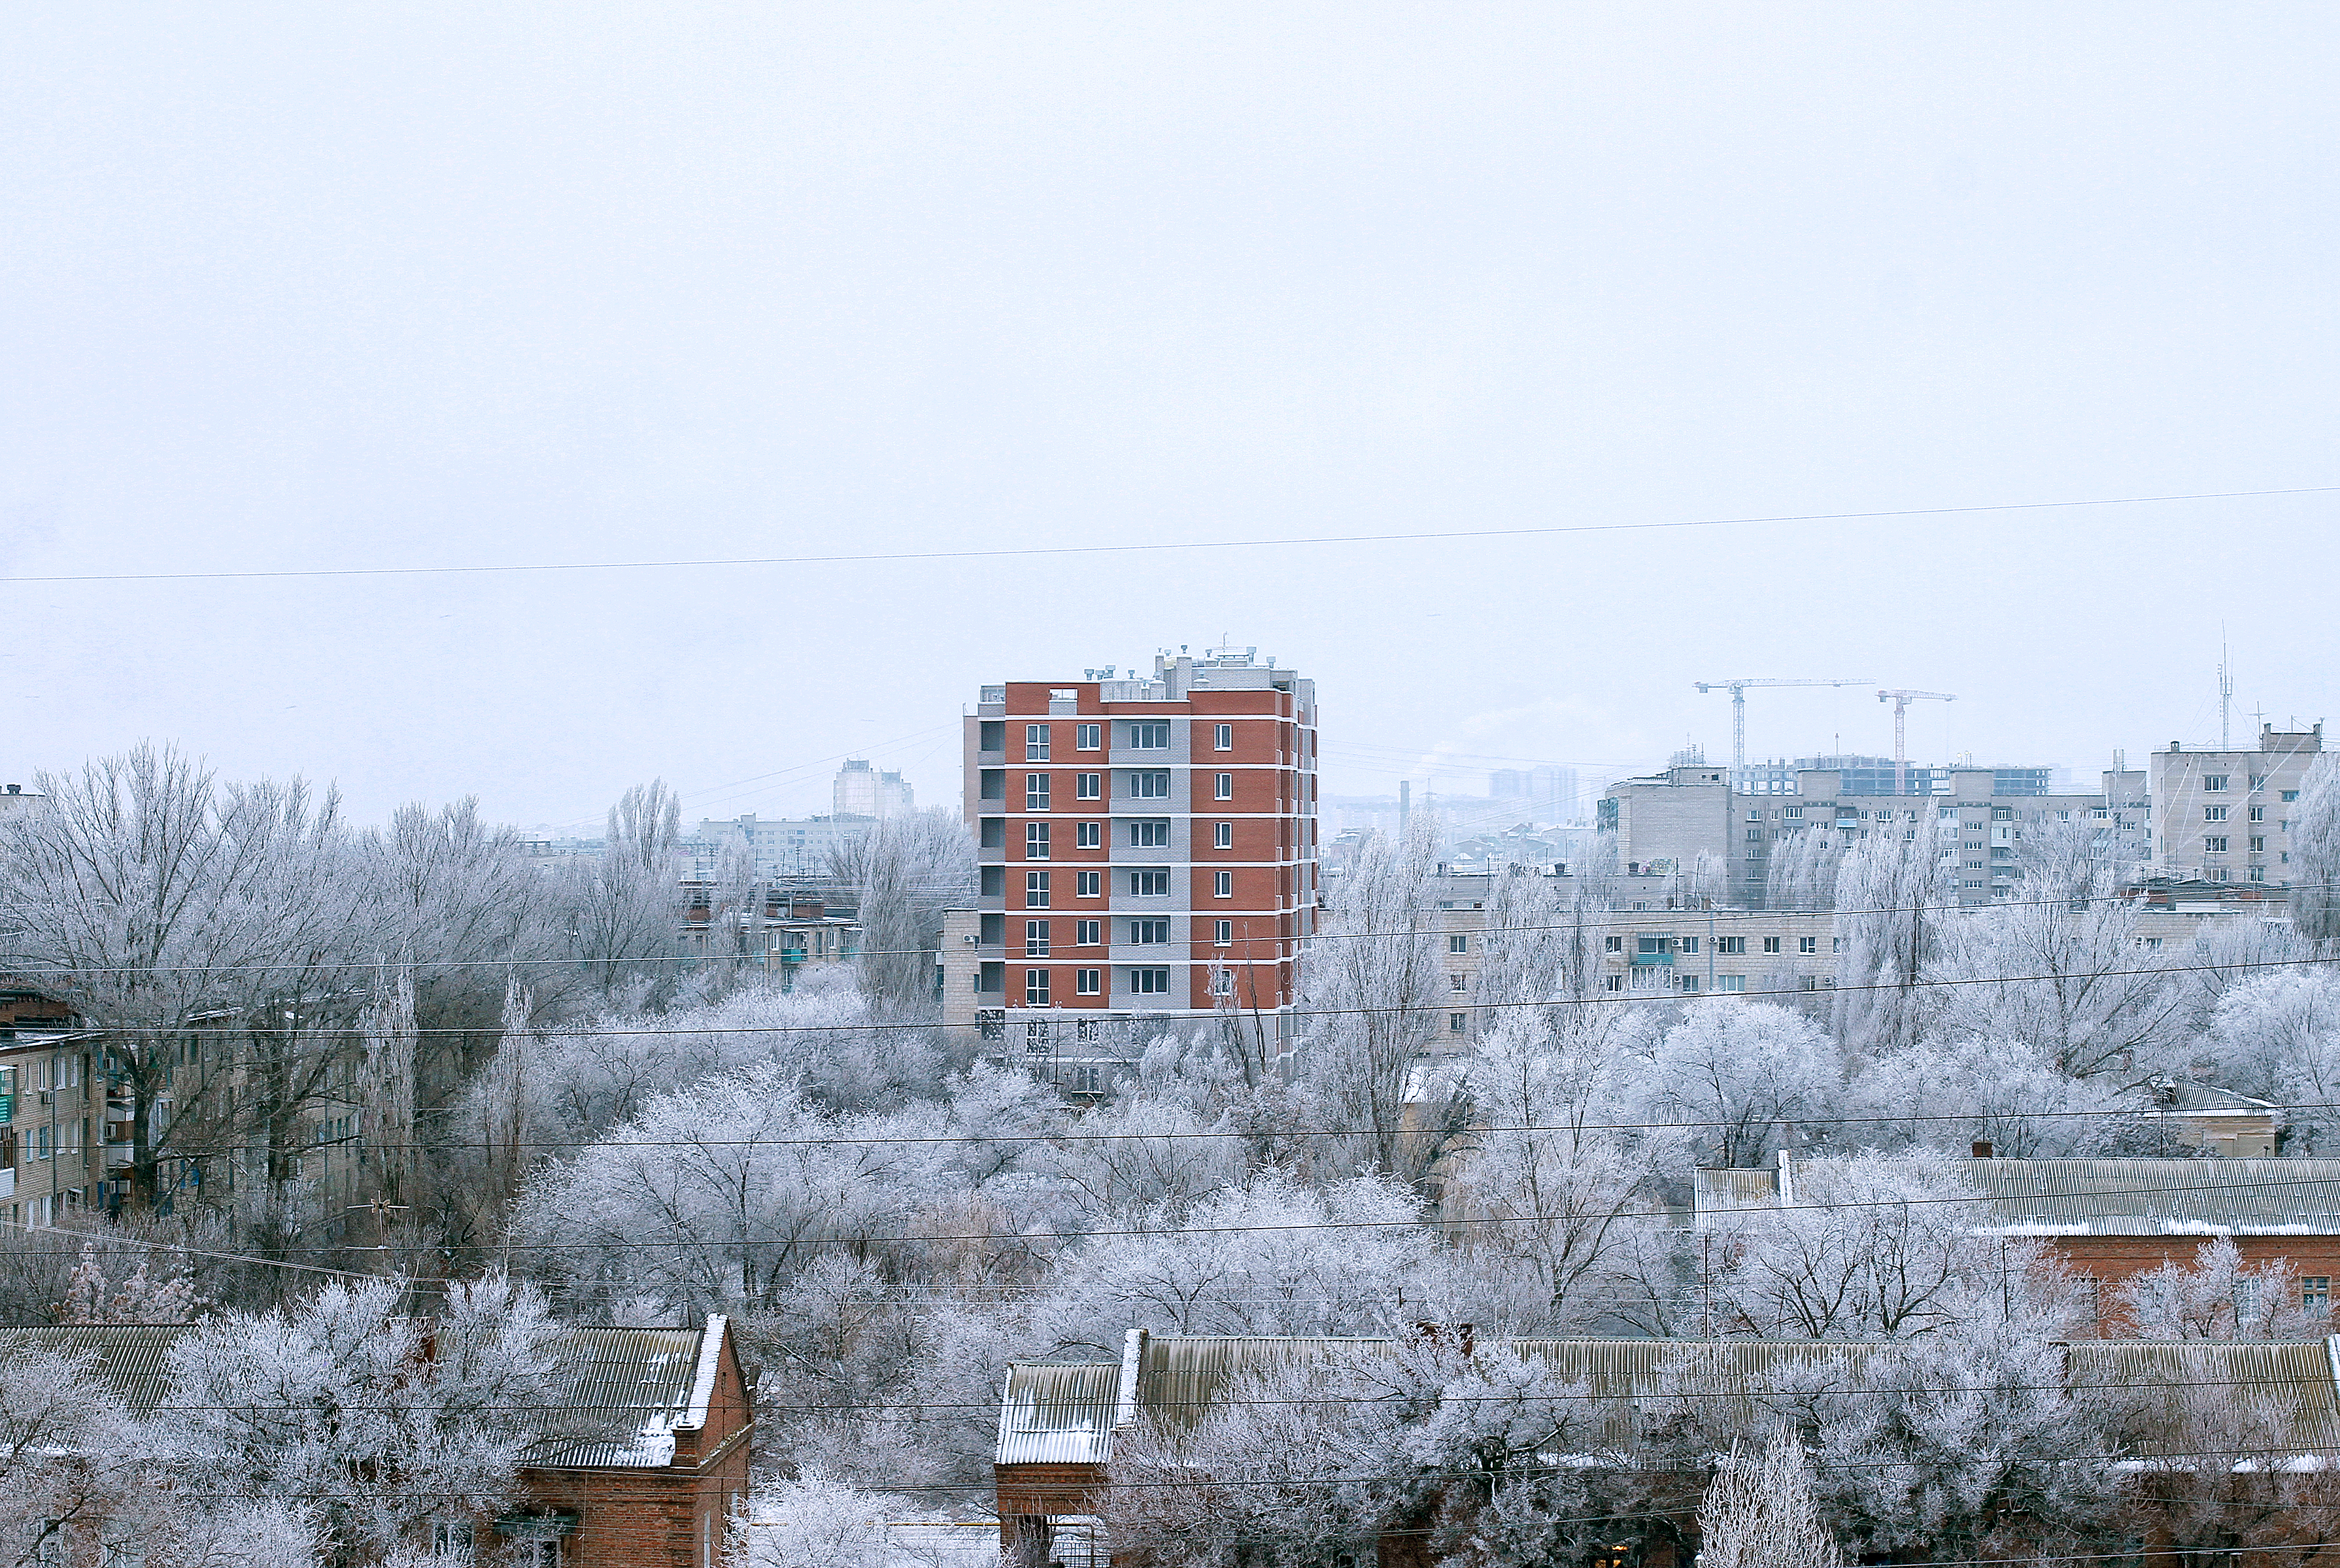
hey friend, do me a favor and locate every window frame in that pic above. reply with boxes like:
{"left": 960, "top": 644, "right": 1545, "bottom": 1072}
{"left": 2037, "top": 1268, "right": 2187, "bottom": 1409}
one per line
{"left": 1024, "top": 724, "right": 1050, "bottom": 761}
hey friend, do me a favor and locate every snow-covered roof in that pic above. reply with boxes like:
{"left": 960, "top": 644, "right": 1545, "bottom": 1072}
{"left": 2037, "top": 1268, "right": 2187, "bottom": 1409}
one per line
{"left": 9, "top": 1318, "right": 730, "bottom": 1471}
{"left": 994, "top": 1361, "right": 1124, "bottom": 1465}
{"left": 1693, "top": 1157, "right": 2340, "bottom": 1237}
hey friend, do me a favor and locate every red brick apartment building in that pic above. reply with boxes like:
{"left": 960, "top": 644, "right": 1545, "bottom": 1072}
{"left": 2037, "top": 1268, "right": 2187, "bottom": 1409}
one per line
{"left": 955, "top": 648, "right": 1319, "bottom": 1066}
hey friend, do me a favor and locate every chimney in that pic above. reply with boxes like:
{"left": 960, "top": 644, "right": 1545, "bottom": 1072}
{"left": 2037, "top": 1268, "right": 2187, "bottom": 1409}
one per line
{"left": 1971, "top": 1140, "right": 1994, "bottom": 1159}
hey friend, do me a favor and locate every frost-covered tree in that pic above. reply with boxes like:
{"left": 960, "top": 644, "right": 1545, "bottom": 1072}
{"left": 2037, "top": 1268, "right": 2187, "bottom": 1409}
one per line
{"left": 559, "top": 779, "right": 685, "bottom": 999}
{"left": 2292, "top": 752, "right": 2340, "bottom": 949}
{"left": 1644, "top": 1002, "right": 1835, "bottom": 1170}
{"left": 1765, "top": 827, "right": 1842, "bottom": 913}
{"left": 513, "top": 1061, "right": 1060, "bottom": 1324}
{"left": 1300, "top": 817, "right": 1450, "bottom": 1182}
{"left": 1930, "top": 814, "right": 2180, "bottom": 1080}
{"left": 830, "top": 807, "right": 976, "bottom": 1018}
{"left": 1831, "top": 815, "right": 1954, "bottom": 1061}
{"left": 2112, "top": 1236, "right": 2330, "bottom": 1340}
{"left": 1848, "top": 1034, "right": 2145, "bottom": 1159}
{"left": 1444, "top": 1013, "right": 1668, "bottom": 1332}
{"left": 367, "top": 794, "right": 565, "bottom": 1034}
{"left": 1701, "top": 1150, "right": 2071, "bottom": 1341}
{"left": 0, "top": 745, "right": 374, "bottom": 1209}
{"left": 1696, "top": 1426, "right": 1841, "bottom": 1568}
{"left": 154, "top": 1272, "right": 573, "bottom": 1563}
{"left": 2205, "top": 970, "right": 2340, "bottom": 1149}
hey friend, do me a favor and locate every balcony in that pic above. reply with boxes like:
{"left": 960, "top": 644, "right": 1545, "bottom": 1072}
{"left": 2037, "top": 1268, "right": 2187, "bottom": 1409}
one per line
{"left": 1629, "top": 951, "right": 1675, "bottom": 967}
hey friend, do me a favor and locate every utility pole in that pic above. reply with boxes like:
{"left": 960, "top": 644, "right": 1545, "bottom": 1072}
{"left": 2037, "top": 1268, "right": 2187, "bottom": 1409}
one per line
{"left": 2219, "top": 631, "right": 2235, "bottom": 751}
{"left": 1695, "top": 679, "right": 1873, "bottom": 781}
{"left": 1875, "top": 690, "right": 1956, "bottom": 796}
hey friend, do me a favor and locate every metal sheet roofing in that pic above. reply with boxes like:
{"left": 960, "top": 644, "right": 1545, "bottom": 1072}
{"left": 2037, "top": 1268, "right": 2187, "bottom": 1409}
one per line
{"left": 2070, "top": 1340, "right": 2340, "bottom": 1452}
{"left": 996, "top": 1362, "right": 1123, "bottom": 1465}
{"left": 1136, "top": 1335, "right": 1391, "bottom": 1433}
{"left": 1961, "top": 1158, "right": 2340, "bottom": 1236}
{"left": 3, "top": 1321, "right": 715, "bottom": 1471}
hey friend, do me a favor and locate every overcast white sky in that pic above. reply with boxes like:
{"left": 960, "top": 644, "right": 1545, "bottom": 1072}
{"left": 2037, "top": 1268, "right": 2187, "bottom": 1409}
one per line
{"left": 3, "top": 5, "right": 2334, "bottom": 829}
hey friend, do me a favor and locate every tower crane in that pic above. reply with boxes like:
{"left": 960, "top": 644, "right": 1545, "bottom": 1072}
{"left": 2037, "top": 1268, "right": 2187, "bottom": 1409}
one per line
{"left": 1693, "top": 678, "right": 1874, "bottom": 777}
{"left": 1876, "top": 689, "right": 1956, "bottom": 794}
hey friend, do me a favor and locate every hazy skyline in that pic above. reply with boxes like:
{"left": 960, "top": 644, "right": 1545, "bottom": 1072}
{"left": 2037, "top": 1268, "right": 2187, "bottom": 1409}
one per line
{"left": 5, "top": 6, "right": 2333, "bottom": 829}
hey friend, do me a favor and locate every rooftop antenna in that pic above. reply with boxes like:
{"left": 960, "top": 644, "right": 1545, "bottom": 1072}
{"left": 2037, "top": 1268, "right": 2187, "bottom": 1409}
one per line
{"left": 2218, "top": 630, "right": 2234, "bottom": 751}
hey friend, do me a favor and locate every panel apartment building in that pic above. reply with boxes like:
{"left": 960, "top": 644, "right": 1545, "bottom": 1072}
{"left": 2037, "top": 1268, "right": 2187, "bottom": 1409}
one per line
{"left": 2148, "top": 723, "right": 2322, "bottom": 886}
{"left": 951, "top": 649, "right": 1319, "bottom": 1053}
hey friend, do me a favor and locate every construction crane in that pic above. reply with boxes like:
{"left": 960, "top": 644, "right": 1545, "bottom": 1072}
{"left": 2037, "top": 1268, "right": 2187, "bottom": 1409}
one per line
{"left": 1693, "top": 679, "right": 1874, "bottom": 777}
{"left": 1876, "top": 689, "right": 1956, "bottom": 794}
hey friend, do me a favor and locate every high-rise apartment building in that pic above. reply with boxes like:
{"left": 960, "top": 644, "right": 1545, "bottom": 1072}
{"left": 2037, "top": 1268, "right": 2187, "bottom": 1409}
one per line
{"left": 959, "top": 648, "right": 1318, "bottom": 1044}
{"left": 2150, "top": 724, "right": 2322, "bottom": 885}
{"left": 834, "top": 758, "right": 914, "bottom": 819}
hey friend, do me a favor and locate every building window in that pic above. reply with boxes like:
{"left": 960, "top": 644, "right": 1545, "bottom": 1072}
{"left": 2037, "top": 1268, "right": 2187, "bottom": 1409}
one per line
{"left": 1076, "top": 772, "right": 1101, "bottom": 800}
{"left": 1025, "top": 823, "right": 1051, "bottom": 859}
{"left": 1126, "top": 820, "right": 1166, "bottom": 848}
{"left": 1215, "top": 723, "right": 1234, "bottom": 750}
{"left": 1128, "top": 722, "right": 1170, "bottom": 749}
{"left": 1077, "top": 723, "right": 1101, "bottom": 750}
{"left": 2204, "top": 805, "right": 2228, "bottom": 821}
{"left": 1130, "top": 870, "right": 1170, "bottom": 896}
{"left": 2250, "top": 866, "right": 2267, "bottom": 881}
{"left": 1025, "top": 724, "right": 1050, "bottom": 761}
{"left": 2306, "top": 1278, "right": 2330, "bottom": 1311}
{"left": 1213, "top": 870, "right": 1233, "bottom": 897}
{"left": 2250, "top": 806, "right": 2265, "bottom": 823}
{"left": 1450, "top": 1012, "right": 1468, "bottom": 1032}
{"left": 1130, "top": 772, "right": 1170, "bottom": 799}
{"left": 1680, "top": 935, "right": 1700, "bottom": 953}
{"left": 1023, "top": 969, "right": 1051, "bottom": 1005}
{"left": 1450, "top": 934, "right": 1468, "bottom": 953}
{"left": 1076, "top": 919, "right": 1102, "bottom": 946}
{"left": 1603, "top": 975, "right": 1623, "bottom": 992}
{"left": 1129, "top": 919, "right": 1168, "bottom": 944}
{"left": 2205, "top": 774, "right": 2229, "bottom": 791}
{"left": 1719, "top": 975, "right": 1746, "bottom": 992}
{"left": 1784, "top": 805, "right": 1803, "bottom": 818}
{"left": 1074, "top": 968, "right": 1101, "bottom": 996}
{"left": 2205, "top": 836, "right": 2228, "bottom": 852}
{"left": 1215, "top": 920, "right": 1232, "bottom": 946}
{"left": 431, "top": 1519, "right": 475, "bottom": 1562}
{"left": 2250, "top": 774, "right": 2267, "bottom": 790}
{"left": 1076, "top": 870, "right": 1101, "bottom": 898}
{"left": 1717, "top": 936, "right": 1745, "bottom": 954}
{"left": 1746, "top": 828, "right": 1762, "bottom": 842}
{"left": 2212, "top": 867, "right": 2231, "bottom": 881}
{"left": 1680, "top": 974, "right": 1700, "bottom": 993}
{"left": 1024, "top": 920, "right": 1050, "bottom": 957}
{"left": 1213, "top": 821, "right": 1234, "bottom": 849}
{"left": 2250, "top": 836, "right": 2266, "bottom": 852}
{"left": 2284, "top": 789, "right": 2300, "bottom": 802}
{"left": 1799, "top": 936, "right": 1818, "bottom": 954}
{"left": 1450, "top": 974, "right": 1469, "bottom": 992}
{"left": 1215, "top": 773, "right": 1234, "bottom": 800}
{"left": 1638, "top": 936, "right": 1669, "bottom": 954}
{"left": 1025, "top": 871, "right": 1051, "bottom": 908}
{"left": 1764, "top": 936, "right": 1781, "bottom": 953}
{"left": 1076, "top": 821, "right": 1102, "bottom": 849}
{"left": 1131, "top": 968, "right": 1171, "bottom": 995}
{"left": 1604, "top": 934, "right": 1623, "bottom": 951}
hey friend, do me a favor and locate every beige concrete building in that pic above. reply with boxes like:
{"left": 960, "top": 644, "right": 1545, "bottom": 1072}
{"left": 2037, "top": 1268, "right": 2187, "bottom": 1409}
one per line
{"left": 2148, "top": 723, "right": 2323, "bottom": 887}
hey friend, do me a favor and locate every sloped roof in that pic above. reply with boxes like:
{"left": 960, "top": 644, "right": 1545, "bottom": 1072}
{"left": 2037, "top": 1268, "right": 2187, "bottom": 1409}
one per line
{"left": 1693, "top": 1158, "right": 2340, "bottom": 1236}
{"left": 2072, "top": 1339, "right": 2340, "bottom": 1452}
{"left": 3, "top": 1320, "right": 722, "bottom": 1471}
{"left": 995, "top": 1362, "right": 1123, "bottom": 1465}
{"left": 1964, "top": 1159, "right": 2340, "bottom": 1236}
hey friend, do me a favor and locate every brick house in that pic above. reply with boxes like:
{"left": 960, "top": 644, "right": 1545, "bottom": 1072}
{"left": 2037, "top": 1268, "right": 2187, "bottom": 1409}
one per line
{"left": 1697, "top": 1153, "right": 2340, "bottom": 1332}
{"left": 996, "top": 1330, "right": 2340, "bottom": 1567}
{"left": 19, "top": 1313, "right": 753, "bottom": 1567}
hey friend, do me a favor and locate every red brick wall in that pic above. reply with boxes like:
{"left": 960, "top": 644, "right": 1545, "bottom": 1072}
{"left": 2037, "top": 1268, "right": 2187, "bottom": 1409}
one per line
{"left": 995, "top": 1461, "right": 1109, "bottom": 1546}
{"left": 2048, "top": 1235, "right": 2340, "bottom": 1332}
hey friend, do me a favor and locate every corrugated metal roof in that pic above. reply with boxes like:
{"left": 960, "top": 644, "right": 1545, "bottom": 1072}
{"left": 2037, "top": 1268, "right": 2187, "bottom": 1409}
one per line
{"left": 996, "top": 1362, "right": 1123, "bottom": 1465}
{"left": 1963, "top": 1158, "right": 2340, "bottom": 1235}
{"left": 1693, "top": 1168, "right": 1778, "bottom": 1221}
{"left": 1137, "top": 1335, "right": 1391, "bottom": 1433}
{"left": 533, "top": 1325, "right": 710, "bottom": 1469}
{"left": 3, "top": 1325, "right": 190, "bottom": 1414}
{"left": 4, "top": 1321, "right": 712, "bottom": 1470}
{"left": 2071, "top": 1340, "right": 2340, "bottom": 1452}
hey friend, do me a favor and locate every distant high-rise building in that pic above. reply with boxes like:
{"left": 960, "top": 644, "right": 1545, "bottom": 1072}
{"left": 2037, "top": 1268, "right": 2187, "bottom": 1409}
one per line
{"left": 1487, "top": 765, "right": 1578, "bottom": 823}
{"left": 2150, "top": 723, "right": 2322, "bottom": 887}
{"left": 834, "top": 760, "right": 914, "bottom": 819}
{"left": 953, "top": 647, "right": 1318, "bottom": 1039}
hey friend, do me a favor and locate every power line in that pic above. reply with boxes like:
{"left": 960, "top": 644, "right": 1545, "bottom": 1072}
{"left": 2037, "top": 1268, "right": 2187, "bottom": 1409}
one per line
{"left": 5, "top": 485, "right": 2332, "bottom": 587}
